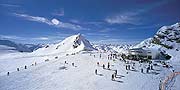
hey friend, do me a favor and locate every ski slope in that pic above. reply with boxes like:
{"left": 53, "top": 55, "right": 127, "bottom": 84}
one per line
{"left": 0, "top": 51, "right": 176, "bottom": 90}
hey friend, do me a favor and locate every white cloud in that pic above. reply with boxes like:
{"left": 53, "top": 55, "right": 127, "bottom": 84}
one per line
{"left": 70, "top": 19, "right": 103, "bottom": 27}
{"left": 0, "top": 35, "right": 25, "bottom": 40}
{"left": 51, "top": 18, "right": 60, "bottom": 25}
{"left": 14, "top": 13, "right": 52, "bottom": 25}
{"left": 85, "top": 33, "right": 108, "bottom": 36}
{"left": 33, "top": 37, "right": 49, "bottom": 40}
{"left": 0, "top": 4, "right": 20, "bottom": 7}
{"left": 14, "top": 13, "right": 84, "bottom": 30}
{"left": 0, "top": 34, "right": 67, "bottom": 44}
{"left": 99, "top": 28, "right": 115, "bottom": 33}
{"left": 105, "top": 12, "right": 140, "bottom": 25}
{"left": 52, "top": 8, "right": 64, "bottom": 16}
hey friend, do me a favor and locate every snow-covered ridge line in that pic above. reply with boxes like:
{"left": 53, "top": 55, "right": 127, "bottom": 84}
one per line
{"left": 33, "top": 33, "right": 96, "bottom": 55}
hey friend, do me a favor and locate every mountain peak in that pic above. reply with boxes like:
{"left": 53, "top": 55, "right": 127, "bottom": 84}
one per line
{"left": 34, "top": 34, "right": 96, "bottom": 54}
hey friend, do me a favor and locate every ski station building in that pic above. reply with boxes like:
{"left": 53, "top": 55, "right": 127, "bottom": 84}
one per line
{"left": 125, "top": 48, "right": 160, "bottom": 60}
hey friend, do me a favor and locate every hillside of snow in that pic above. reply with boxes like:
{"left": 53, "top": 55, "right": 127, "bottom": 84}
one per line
{"left": 1, "top": 50, "right": 176, "bottom": 90}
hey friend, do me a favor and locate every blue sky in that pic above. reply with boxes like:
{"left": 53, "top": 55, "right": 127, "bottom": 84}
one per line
{"left": 0, "top": 0, "right": 179, "bottom": 44}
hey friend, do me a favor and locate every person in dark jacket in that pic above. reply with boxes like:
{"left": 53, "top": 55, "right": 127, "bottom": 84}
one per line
{"left": 35, "top": 62, "right": 37, "bottom": 66}
{"left": 112, "top": 74, "right": 115, "bottom": 81}
{"left": 95, "top": 69, "right": 97, "bottom": 75}
{"left": 114, "top": 70, "right": 117, "bottom": 77}
{"left": 72, "top": 63, "right": 74, "bottom": 66}
{"left": 103, "top": 64, "right": 105, "bottom": 69}
{"left": 141, "top": 68, "right": 143, "bottom": 73}
{"left": 25, "top": 65, "right": 27, "bottom": 69}
{"left": 107, "top": 62, "right": 110, "bottom": 69}
{"left": 17, "top": 68, "right": 20, "bottom": 71}
{"left": 97, "top": 62, "right": 100, "bottom": 66}
{"left": 7, "top": 72, "right": 9, "bottom": 76}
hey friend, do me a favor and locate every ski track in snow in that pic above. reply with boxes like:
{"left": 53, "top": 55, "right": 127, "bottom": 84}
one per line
{"left": 0, "top": 52, "right": 171, "bottom": 90}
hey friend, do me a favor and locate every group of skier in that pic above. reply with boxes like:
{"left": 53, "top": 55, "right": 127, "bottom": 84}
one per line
{"left": 107, "top": 53, "right": 117, "bottom": 60}
{"left": 7, "top": 62, "right": 37, "bottom": 76}
{"left": 95, "top": 61, "right": 119, "bottom": 81}
{"left": 140, "top": 63, "right": 154, "bottom": 73}
{"left": 97, "top": 62, "right": 111, "bottom": 70}
{"left": 125, "top": 65, "right": 131, "bottom": 70}
{"left": 64, "top": 61, "right": 76, "bottom": 67}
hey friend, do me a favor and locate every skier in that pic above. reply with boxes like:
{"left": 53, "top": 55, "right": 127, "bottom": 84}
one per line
{"left": 110, "top": 57, "right": 112, "bottom": 60}
{"left": 146, "top": 67, "right": 150, "bottom": 73}
{"left": 107, "top": 62, "right": 110, "bottom": 69}
{"left": 103, "top": 64, "right": 105, "bottom": 69}
{"left": 114, "top": 70, "right": 117, "bottom": 77}
{"left": 127, "top": 65, "right": 129, "bottom": 70}
{"left": 65, "top": 61, "right": 67, "bottom": 64}
{"left": 150, "top": 65, "right": 153, "bottom": 70}
{"left": 132, "top": 66, "right": 134, "bottom": 70}
{"left": 7, "top": 72, "right": 9, "bottom": 76}
{"left": 133, "top": 63, "right": 135, "bottom": 66}
{"left": 72, "top": 63, "right": 74, "bottom": 66}
{"left": 100, "top": 54, "right": 102, "bottom": 58}
{"left": 25, "top": 65, "right": 27, "bottom": 69}
{"left": 97, "top": 62, "right": 99, "bottom": 66}
{"left": 95, "top": 69, "right": 97, "bottom": 75}
{"left": 17, "top": 68, "right": 20, "bottom": 71}
{"left": 35, "top": 62, "right": 37, "bottom": 66}
{"left": 141, "top": 68, "right": 143, "bottom": 73}
{"left": 112, "top": 74, "right": 115, "bottom": 81}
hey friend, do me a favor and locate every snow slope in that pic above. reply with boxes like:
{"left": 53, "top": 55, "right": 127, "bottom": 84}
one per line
{"left": 0, "top": 52, "right": 171, "bottom": 90}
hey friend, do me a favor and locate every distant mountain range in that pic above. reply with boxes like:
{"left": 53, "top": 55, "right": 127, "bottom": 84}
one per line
{"left": 0, "top": 39, "right": 43, "bottom": 52}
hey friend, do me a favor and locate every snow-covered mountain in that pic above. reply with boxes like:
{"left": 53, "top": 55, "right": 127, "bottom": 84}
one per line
{"left": 134, "top": 23, "right": 180, "bottom": 49}
{"left": 0, "top": 39, "right": 42, "bottom": 53}
{"left": 93, "top": 44, "right": 132, "bottom": 53}
{"left": 34, "top": 33, "right": 96, "bottom": 55}
{"left": 134, "top": 22, "right": 180, "bottom": 59}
